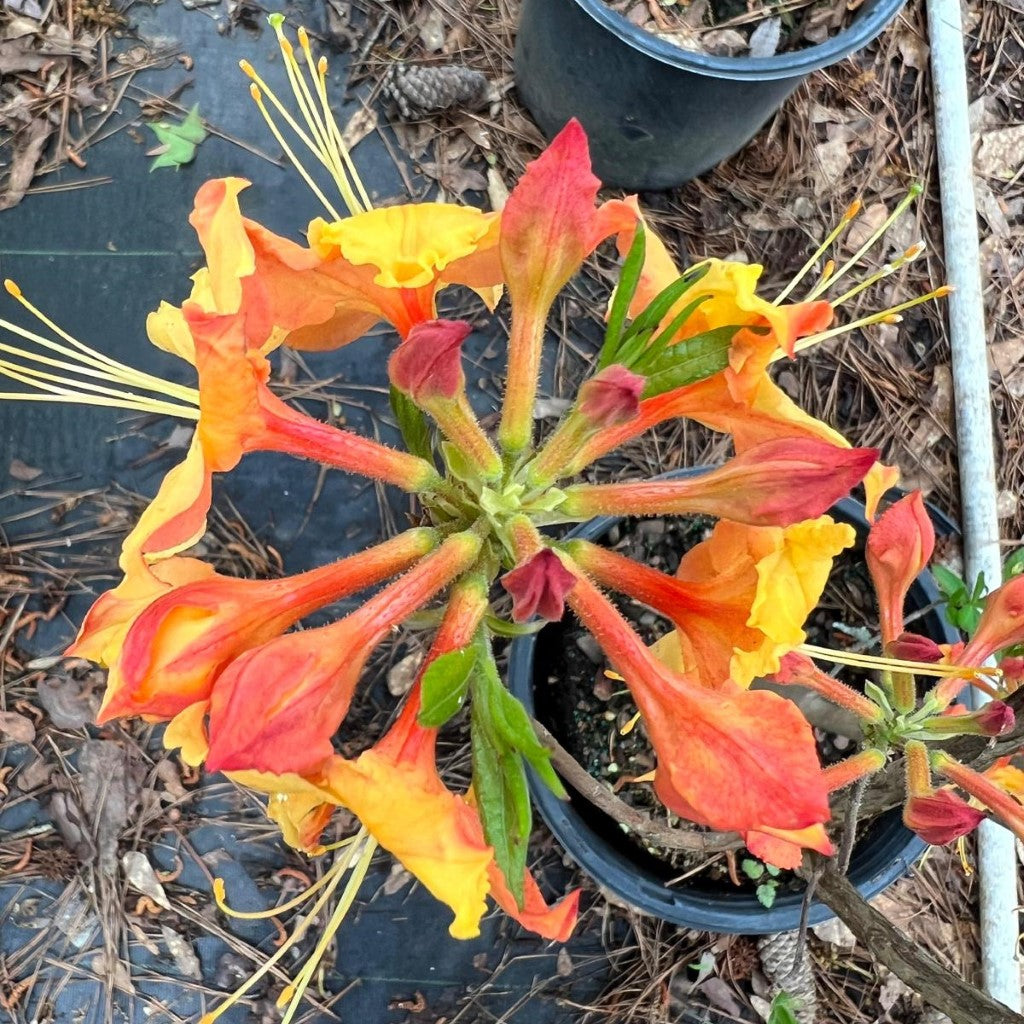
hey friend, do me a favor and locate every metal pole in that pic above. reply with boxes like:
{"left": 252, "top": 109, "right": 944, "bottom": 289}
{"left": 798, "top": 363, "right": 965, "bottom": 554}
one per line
{"left": 926, "top": 0, "right": 1021, "bottom": 1008}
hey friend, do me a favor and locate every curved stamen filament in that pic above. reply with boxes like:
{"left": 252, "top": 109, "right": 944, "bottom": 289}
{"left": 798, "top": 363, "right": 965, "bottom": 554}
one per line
{"left": 830, "top": 242, "right": 927, "bottom": 309}
{"left": 247, "top": 83, "right": 344, "bottom": 222}
{"left": 315, "top": 56, "right": 372, "bottom": 213}
{"left": 200, "top": 831, "right": 368, "bottom": 1024}
{"left": 4, "top": 281, "right": 199, "bottom": 405}
{"left": 774, "top": 199, "right": 862, "bottom": 305}
{"left": 806, "top": 184, "right": 923, "bottom": 301}
{"left": 0, "top": 355, "right": 200, "bottom": 420}
{"left": 800, "top": 642, "right": 1000, "bottom": 680}
{"left": 278, "top": 836, "right": 377, "bottom": 1024}
{"left": 772, "top": 286, "right": 952, "bottom": 362}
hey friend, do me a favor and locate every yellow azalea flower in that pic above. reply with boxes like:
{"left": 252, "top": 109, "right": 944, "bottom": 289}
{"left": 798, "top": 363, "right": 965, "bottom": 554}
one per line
{"left": 650, "top": 516, "right": 856, "bottom": 687}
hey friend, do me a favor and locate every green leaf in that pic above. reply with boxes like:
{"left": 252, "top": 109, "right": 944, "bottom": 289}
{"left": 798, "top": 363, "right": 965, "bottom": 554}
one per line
{"left": 756, "top": 882, "right": 777, "bottom": 909}
{"left": 931, "top": 563, "right": 966, "bottom": 601}
{"left": 598, "top": 223, "right": 647, "bottom": 371}
{"left": 740, "top": 858, "right": 765, "bottom": 881}
{"left": 1004, "top": 548, "right": 1024, "bottom": 581}
{"left": 767, "top": 992, "right": 801, "bottom": 1024}
{"left": 765, "top": 863, "right": 781, "bottom": 877}
{"left": 390, "top": 386, "right": 435, "bottom": 463}
{"left": 640, "top": 325, "right": 738, "bottom": 399}
{"left": 148, "top": 105, "right": 207, "bottom": 171}
{"left": 417, "top": 647, "right": 477, "bottom": 728}
{"left": 622, "top": 263, "right": 710, "bottom": 347}
{"left": 630, "top": 292, "right": 712, "bottom": 374}
{"left": 493, "top": 687, "right": 567, "bottom": 798}
{"left": 471, "top": 702, "right": 530, "bottom": 908}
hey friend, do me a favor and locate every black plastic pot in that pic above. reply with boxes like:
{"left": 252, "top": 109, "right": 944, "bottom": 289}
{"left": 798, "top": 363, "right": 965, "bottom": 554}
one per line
{"left": 508, "top": 489, "right": 959, "bottom": 934}
{"left": 514, "top": 0, "right": 907, "bottom": 189}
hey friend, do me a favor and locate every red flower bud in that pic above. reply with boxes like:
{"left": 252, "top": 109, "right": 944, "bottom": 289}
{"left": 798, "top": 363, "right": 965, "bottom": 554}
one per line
{"left": 975, "top": 700, "right": 1016, "bottom": 736}
{"left": 1001, "top": 656, "right": 1024, "bottom": 685}
{"left": 886, "top": 632, "right": 944, "bottom": 663}
{"left": 903, "top": 790, "right": 985, "bottom": 845}
{"left": 578, "top": 365, "right": 645, "bottom": 428}
{"left": 389, "top": 319, "right": 473, "bottom": 401}
{"left": 501, "top": 549, "right": 577, "bottom": 623}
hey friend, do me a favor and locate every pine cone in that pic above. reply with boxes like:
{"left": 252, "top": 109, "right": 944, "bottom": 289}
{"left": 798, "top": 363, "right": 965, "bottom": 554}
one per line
{"left": 757, "top": 931, "right": 818, "bottom": 1024}
{"left": 383, "top": 63, "right": 489, "bottom": 119}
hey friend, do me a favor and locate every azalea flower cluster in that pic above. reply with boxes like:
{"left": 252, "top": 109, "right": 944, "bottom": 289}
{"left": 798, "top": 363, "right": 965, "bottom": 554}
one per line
{"left": 4, "top": 17, "right": 1023, "bottom": 1020}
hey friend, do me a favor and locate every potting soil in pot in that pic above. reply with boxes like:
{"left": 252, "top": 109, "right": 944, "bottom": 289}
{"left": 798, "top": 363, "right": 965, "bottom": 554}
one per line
{"left": 605, "top": 0, "right": 862, "bottom": 57}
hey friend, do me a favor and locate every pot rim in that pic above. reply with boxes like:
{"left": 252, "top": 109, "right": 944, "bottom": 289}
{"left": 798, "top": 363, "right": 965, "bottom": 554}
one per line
{"left": 568, "top": 0, "right": 908, "bottom": 82}
{"left": 509, "top": 477, "right": 956, "bottom": 933}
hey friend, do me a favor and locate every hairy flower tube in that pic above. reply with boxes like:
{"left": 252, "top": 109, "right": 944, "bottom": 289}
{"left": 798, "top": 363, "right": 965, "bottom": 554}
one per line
{"left": 0, "top": 21, "right": 970, "bottom": 1005}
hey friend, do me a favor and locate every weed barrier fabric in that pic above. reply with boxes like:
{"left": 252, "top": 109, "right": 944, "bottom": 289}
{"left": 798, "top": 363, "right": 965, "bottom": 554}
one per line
{"left": 0, "top": 4, "right": 589, "bottom": 1022}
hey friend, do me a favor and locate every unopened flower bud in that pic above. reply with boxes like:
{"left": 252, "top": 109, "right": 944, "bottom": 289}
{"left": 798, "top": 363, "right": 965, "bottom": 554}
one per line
{"left": 389, "top": 319, "right": 473, "bottom": 402}
{"left": 578, "top": 364, "right": 645, "bottom": 428}
{"left": 904, "top": 789, "right": 985, "bottom": 845}
{"left": 886, "top": 632, "right": 943, "bottom": 664}
{"left": 1001, "top": 655, "right": 1024, "bottom": 686}
{"left": 501, "top": 549, "right": 577, "bottom": 623}
{"left": 975, "top": 700, "right": 1016, "bottom": 736}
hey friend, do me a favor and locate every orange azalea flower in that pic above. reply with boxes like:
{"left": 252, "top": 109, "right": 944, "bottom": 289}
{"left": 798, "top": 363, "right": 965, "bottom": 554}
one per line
{"left": 571, "top": 514, "right": 855, "bottom": 689}
{"left": 561, "top": 438, "right": 877, "bottom": 528}
{"left": 565, "top": 559, "right": 830, "bottom": 841}
{"left": 566, "top": 217, "right": 897, "bottom": 516}
{"left": 127, "top": 299, "right": 438, "bottom": 579}
{"left": 497, "top": 119, "right": 636, "bottom": 453}
{"left": 204, "top": 530, "right": 482, "bottom": 775}
{"left": 219, "top": 579, "right": 579, "bottom": 941}
{"left": 95, "top": 528, "right": 437, "bottom": 723}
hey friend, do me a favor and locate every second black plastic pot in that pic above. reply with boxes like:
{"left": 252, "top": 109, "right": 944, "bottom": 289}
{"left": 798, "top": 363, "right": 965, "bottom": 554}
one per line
{"left": 514, "top": 0, "right": 907, "bottom": 189}
{"left": 508, "top": 488, "right": 958, "bottom": 934}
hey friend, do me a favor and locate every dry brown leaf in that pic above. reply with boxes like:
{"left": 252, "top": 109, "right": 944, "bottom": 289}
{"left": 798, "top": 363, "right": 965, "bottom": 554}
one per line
{"left": 341, "top": 104, "right": 378, "bottom": 151}
{"left": 843, "top": 201, "right": 887, "bottom": 253}
{"left": 895, "top": 28, "right": 929, "bottom": 71}
{"left": 36, "top": 674, "right": 99, "bottom": 729}
{"left": 486, "top": 166, "right": 509, "bottom": 211}
{"left": 0, "top": 118, "right": 52, "bottom": 210}
{"left": 556, "top": 947, "right": 573, "bottom": 977}
{"left": 382, "top": 861, "right": 414, "bottom": 895}
{"left": 387, "top": 649, "right": 424, "bottom": 696}
{"left": 417, "top": 7, "right": 446, "bottom": 52}
{"left": 123, "top": 851, "right": 172, "bottom": 910}
{"left": 8, "top": 457, "right": 42, "bottom": 481}
{"left": 975, "top": 125, "right": 1024, "bottom": 180}
{"left": 811, "top": 133, "right": 851, "bottom": 196}
{"left": 0, "top": 710, "right": 36, "bottom": 743}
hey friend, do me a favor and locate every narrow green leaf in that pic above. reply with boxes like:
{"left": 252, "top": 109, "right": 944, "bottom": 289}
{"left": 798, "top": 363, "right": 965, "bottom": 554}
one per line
{"left": 931, "top": 563, "right": 966, "bottom": 600}
{"left": 598, "top": 223, "right": 647, "bottom": 371}
{"left": 1004, "top": 548, "right": 1024, "bottom": 581}
{"left": 471, "top": 702, "right": 529, "bottom": 907}
{"left": 417, "top": 646, "right": 477, "bottom": 728}
{"left": 494, "top": 688, "right": 567, "bottom": 798}
{"left": 390, "top": 386, "right": 435, "bottom": 463}
{"left": 640, "top": 325, "right": 738, "bottom": 399}
{"left": 631, "top": 292, "right": 712, "bottom": 374}
{"left": 621, "top": 262, "right": 710, "bottom": 346}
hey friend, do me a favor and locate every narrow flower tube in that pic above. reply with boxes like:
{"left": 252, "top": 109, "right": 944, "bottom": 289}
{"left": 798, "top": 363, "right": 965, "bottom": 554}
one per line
{"left": 204, "top": 529, "right": 482, "bottom": 775}
{"left": 97, "top": 528, "right": 439, "bottom": 723}
{"left": 560, "top": 439, "right": 878, "bottom": 528}
{"left": 865, "top": 492, "right": 935, "bottom": 646}
{"left": 919, "top": 701, "right": 1015, "bottom": 738}
{"left": 497, "top": 119, "right": 635, "bottom": 454}
{"left": 565, "top": 557, "right": 830, "bottom": 838}
{"left": 822, "top": 749, "right": 887, "bottom": 792}
{"left": 772, "top": 653, "right": 885, "bottom": 724}
{"left": 961, "top": 573, "right": 1024, "bottom": 666}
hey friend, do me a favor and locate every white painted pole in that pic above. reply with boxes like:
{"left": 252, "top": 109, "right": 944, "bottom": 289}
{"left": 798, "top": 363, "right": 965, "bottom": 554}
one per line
{"left": 926, "top": 0, "right": 1021, "bottom": 1008}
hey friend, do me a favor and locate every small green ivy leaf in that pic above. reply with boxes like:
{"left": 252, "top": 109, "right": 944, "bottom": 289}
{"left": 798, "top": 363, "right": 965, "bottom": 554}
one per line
{"left": 147, "top": 105, "right": 207, "bottom": 171}
{"left": 765, "top": 863, "right": 781, "bottom": 877}
{"left": 417, "top": 646, "right": 477, "bottom": 728}
{"left": 767, "top": 991, "right": 801, "bottom": 1024}
{"left": 740, "top": 858, "right": 765, "bottom": 881}
{"left": 756, "top": 882, "right": 778, "bottom": 909}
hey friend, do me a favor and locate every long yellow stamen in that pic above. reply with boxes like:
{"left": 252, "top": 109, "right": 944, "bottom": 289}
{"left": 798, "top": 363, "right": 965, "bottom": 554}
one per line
{"left": 278, "top": 836, "right": 377, "bottom": 1024}
{"left": 246, "top": 82, "right": 344, "bottom": 222}
{"left": 773, "top": 286, "right": 952, "bottom": 361}
{"left": 200, "top": 831, "right": 368, "bottom": 1024}
{"left": 1, "top": 281, "right": 201, "bottom": 418}
{"left": 312, "top": 53, "right": 372, "bottom": 214}
{"left": 830, "top": 241, "right": 927, "bottom": 308}
{"left": 806, "top": 184, "right": 923, "bottom": 301}
{"left": 799, "top": 642, "right": 1000, "bottom": 680}
{"left": 774, "top": 199, "right": 862, "bottom": 305}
